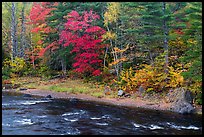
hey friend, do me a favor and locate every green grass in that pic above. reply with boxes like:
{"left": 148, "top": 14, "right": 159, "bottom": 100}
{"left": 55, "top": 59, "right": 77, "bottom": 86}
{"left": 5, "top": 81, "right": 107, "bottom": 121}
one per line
{"left": 7, "top": 77, "right": 117, "bottom": 98}
{"left": 47, "top": 84, "right": 101, "bottom": 95}
{"left": 91, "top": 92, "right": 104, "bottom": 98}
{"left": 48, "top": 85, "right": 70, "bottom": 92}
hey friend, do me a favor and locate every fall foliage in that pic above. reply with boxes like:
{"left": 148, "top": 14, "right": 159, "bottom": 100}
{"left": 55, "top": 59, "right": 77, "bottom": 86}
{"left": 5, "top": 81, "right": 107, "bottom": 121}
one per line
{"left": 2, "top": 2, "right": 202, "bottom": 105}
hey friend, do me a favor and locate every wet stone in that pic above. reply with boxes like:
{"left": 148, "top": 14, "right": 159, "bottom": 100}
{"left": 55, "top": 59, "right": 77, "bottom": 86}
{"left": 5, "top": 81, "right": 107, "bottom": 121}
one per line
{"left": 20, "top": 88, "right": 27, "bottom": 91}
{"left": 70, "top": 98, "right": 79, "bottom": 102}
{"left": 167, "top": 88, "right": 195, "bottom": 114}
{"left": 46, "top": 95, "right": 52, "bottom": 98}
{"left": 23, "top": 94, "right": 32, "bottom": 97}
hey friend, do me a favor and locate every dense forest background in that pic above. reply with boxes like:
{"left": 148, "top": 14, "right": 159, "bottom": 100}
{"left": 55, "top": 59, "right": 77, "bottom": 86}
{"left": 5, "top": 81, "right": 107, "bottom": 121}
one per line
{"left": 2, "top": 2, "right": 202, "bottom": 104}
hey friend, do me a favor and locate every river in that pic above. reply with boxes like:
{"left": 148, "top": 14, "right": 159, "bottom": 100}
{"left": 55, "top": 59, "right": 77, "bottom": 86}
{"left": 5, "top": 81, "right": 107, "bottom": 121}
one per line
{"left": 2, "top": 91, "right": 202, "bottom": 135}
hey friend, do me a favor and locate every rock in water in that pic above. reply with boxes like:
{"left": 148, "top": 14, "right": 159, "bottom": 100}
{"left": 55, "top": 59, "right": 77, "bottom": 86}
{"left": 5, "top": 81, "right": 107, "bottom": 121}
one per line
{"left": 167, "top": 88, "right": 195, "bottom": 114}
{"left": 171, "top": 100, "right": 195, "bottom": 114}
{"left": 46, "top": 95, "right": 52, "bottom": 98}
{"left": 20, "top": 88, "right": 27, "bottom": 91}
{"left": 118, "top": 90, "right": 124, "bottom": 96}
{"left": 70, "top": 98, "right": 79, "bottom": 102}
{"left": 23, "top": 94, "right": 32, "bottom": 97}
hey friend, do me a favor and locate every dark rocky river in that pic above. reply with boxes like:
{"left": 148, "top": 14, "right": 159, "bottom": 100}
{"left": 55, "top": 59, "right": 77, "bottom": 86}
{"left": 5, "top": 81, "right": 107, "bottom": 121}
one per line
{"left": 2, "top": 91, "right": 202, "bottom": 135}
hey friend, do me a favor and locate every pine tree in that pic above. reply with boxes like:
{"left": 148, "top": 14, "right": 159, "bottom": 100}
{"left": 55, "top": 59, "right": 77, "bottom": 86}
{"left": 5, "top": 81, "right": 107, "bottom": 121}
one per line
{"left": 179, "top": 2, "right": 202, "bottom": 101}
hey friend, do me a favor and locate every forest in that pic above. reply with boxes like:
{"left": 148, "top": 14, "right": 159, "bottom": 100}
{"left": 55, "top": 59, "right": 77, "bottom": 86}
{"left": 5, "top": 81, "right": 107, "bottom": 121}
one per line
{"left": 2, "top": 2, "right": 202, "bottom": 105}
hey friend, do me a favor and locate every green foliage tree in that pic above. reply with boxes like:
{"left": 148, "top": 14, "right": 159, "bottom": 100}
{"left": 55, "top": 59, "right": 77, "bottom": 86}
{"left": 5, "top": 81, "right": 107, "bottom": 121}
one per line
{"left": 179, "top": 2, "right": 202, "bottom": 104}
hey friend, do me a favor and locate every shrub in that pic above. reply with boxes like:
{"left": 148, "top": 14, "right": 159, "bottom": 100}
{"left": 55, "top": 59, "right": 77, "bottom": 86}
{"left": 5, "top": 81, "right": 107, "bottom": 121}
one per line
{"left": 3, "top": 57, "right": 27, "bottom": 78}
{"left": 114, "top": 56, "right": 184, "bottom": 93}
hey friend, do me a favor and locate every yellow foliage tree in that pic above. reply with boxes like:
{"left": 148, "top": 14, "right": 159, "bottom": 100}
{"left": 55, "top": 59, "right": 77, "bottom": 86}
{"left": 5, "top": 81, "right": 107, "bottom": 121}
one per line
{"left": 103, "top": 2, "right": 130, "bottom": 77}
{"left": 104, "top": 2, "right": 120, "bottom": 27}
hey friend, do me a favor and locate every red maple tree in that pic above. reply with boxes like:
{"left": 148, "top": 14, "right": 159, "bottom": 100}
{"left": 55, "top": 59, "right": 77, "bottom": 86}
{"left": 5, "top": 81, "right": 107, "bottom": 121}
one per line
{"left": 27, "top": 2, "right": 59, "bottom": 65}
{"left": 59, "top": 10, "right": 106, "bottom": 76}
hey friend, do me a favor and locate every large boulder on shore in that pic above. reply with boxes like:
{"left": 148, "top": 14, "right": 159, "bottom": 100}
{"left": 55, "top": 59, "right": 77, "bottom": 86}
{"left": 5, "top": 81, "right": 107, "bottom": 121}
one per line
{"left": 166, "top": 88, "right": 195, "bottom": 114}
{"left": 118, "top": 89, "right": 125, "bottom": 96}
{"left": 170, "top": 100, "right": 195, "bottom": 114}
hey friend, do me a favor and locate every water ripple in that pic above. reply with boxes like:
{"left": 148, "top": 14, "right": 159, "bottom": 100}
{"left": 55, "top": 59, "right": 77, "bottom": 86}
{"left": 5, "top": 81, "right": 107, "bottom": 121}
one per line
{"left": 95, "top": 122, "right": 109, "bottom": 126}
{"left": 166, "top": 122, "right": 200, "bottom": 130}
{"left": 64, "top": 118, "right": 78, "bottom": 122}
{"left": 14, "top": 118, "right": 34, "bottom": 125}
{"left": 90, "top": 117, "right": 101, "bottom": 120}
{"left": 19, "top": 100, "right": 50, "bottom": 105}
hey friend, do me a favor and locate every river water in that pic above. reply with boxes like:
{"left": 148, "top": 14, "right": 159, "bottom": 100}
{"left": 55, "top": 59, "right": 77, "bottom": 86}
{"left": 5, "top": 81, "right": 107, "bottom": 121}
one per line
{"left": 2, "top": 91, "right": 202, "bottom": 135}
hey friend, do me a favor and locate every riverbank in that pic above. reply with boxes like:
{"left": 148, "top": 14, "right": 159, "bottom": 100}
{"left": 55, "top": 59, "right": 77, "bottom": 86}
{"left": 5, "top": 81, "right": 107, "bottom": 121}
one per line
{"left": 2, "top": 88, "right": 202, "bottom": 115}
{"left": 2, "top": 77, "right": 202, "bottom": 115}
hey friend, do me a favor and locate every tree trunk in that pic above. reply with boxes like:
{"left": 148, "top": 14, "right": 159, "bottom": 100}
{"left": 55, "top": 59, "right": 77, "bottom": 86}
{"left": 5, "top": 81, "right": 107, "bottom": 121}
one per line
{"left": 20, "top": 2, "right": 26, "bottom": 58}
{"left": 29, "top": 32, "right": 35, "bottom": 69}
{"left": 106, "top": 26, "right": 119, "bottom": 77}
{"left": 103, "top": 46, "right": 108, "bottom": 68}
{"left": 59, "top": 23, "right": 67, "bottom": 78}
{"left": 11, "top": 2, "right": 18, "bottom": 60}
{"left": 60, "top": 52, "right": 66, "bottom": 78}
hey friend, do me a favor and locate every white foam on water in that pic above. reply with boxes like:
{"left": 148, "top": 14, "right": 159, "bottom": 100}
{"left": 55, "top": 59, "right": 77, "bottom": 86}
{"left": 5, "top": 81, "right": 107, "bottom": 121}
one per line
{"left": 133, "top": 123, "right": 142, "bottom": 128}
{"left": 95, "top": 122, "right": 109, "bottom": 126}
{"left": 62, "top": 110, "right": 86, "bottom": 116}
{"left": 2, "top": 123, "right": 11, "bottom": 127}
{"left": 90, "top": 117, "right": 102, "bottom": 120}
{"left": 66, "top": 129, "right": 81, "bottom": 135}
{"left": 62, "top": 112, "right": 80, "bottom": 116}
{"left": 64, "top": 118, "right": 78, "bottom": 122}
{"left": 184, "top": 125, "right": 200, "bottom": 130}
{"left": 102, "top": 115, "right": 111, "bottom": 119}
{"left": 132, "top": 122, "right": 147, "bottom": 128}
{"left": 37, "top": 115, "right": 47, "bottom": 118}
{"left": 2, "top": 103, "right": 11, "bottom": 106}
{"left": 167, "top": 122, "right": 200, "bottom": 130}
{"left": 19, "top": 100, "right": 50, "bottom": 105}
{"left": 149, "top": 124, "right": 164, "bottom": 130}
{"left": 14, "top": 119, "right": 34, "bottom": 125}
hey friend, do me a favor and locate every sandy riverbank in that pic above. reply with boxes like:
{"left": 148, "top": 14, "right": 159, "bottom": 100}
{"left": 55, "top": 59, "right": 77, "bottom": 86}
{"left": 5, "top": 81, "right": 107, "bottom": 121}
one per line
{"left": 2, "top": 89, "right": 202, "bottom": 114}
{"left": 21, "top": 89, "right": 171, "bottom": 111}
{"left": 3, "top": 88, "right": 201, "bottom": 115}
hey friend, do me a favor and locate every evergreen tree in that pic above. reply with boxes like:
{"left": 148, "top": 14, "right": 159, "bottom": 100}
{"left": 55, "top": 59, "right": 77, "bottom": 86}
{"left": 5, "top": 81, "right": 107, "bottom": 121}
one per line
{"left": 179, "top": 2, "right": 202, "bottom": 103}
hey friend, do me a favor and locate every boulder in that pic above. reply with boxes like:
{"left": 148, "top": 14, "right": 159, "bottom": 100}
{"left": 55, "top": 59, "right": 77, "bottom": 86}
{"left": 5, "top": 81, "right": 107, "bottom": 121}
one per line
{"left": 124, "top": 93, "right": 131, "bottom": 98}
{"left": 20, "top": 88, "right": 27, "bottom": 91}
{"left": 167, "top": 88, "right": 195, "bottom": 114}
{"left": 118, "top": 89, "right": 125, "bottom": 96}
{"left": 170, "top": 100, "right": 195, "bottom": 114}
{"left": 166, "top": 88, "right": 193, "bottom": 104}
{"left": 70, "top": 98, "right": 79, "bottom": 102}
{"left": 45, "top": 95, "right": 52, "bottom": 98}
{"left": 138, "top": 85, "right": 145, "bottom": 93}
{"left": 23, "top": 94, "right": 32, "bottom": 97}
